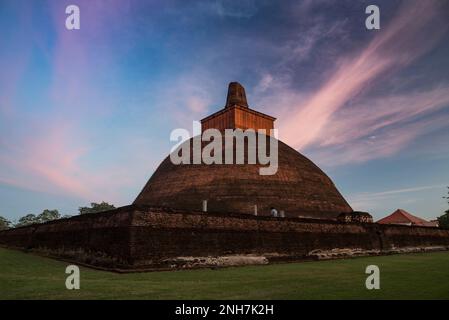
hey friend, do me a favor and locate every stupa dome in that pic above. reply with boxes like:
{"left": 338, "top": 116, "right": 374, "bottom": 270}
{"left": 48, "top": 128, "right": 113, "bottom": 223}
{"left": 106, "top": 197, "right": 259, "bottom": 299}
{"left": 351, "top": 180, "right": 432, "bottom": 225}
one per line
{"left": 134, "top": 139, "right": 352, "bottom": 219}
{"left": 133, "top": 82, "right": 352, "bottom": 219}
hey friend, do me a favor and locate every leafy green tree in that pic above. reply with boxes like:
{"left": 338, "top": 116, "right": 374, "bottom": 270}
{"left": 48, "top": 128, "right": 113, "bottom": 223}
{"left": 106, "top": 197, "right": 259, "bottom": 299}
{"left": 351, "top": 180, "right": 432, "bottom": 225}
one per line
{"left": 78, "top": 202, "right": 115, "bottom": 215}
{"left": 15, "top": 214, "right": 39, "bottom": 227}
{"left": 438, "top": 213, "right": 449, "bottom": 229}
{"left": 437, "top": 187, "right": 449, "bottom": 229}
{"left": 37, "top": 209, "right": 60, "bottom": 223}
{"left": 0, "top": 216, "right": 11, "bottom": 230}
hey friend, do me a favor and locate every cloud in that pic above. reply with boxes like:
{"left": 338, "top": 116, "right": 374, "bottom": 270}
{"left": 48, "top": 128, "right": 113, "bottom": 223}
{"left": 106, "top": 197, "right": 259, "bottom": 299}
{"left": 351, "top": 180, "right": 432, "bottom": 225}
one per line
{"left": 305, "top": 86, "right": 449, "bottom": 166}
{"left": 0, "top": 118, "right": 159, "bottom": 206}
{"left": 151, "top": 70, "right": 225, "bottom": 129}
{"left": 0, "top": 122, "right": 91, "bottom": 199}
{"left": 357, "top": 185, "right": 448, "bottom": 198}
{"left": 0, "top": 0, "right": 158, "bottom": 205}
{"left": 278, "top": 0, "right": 449, "bottom": 152}
{"left": 278, "top": 18, "right": 349, "bottom": 66}
{"left": 214, "top": 0, "right": 259, "bottom": 18}
{"left": 348, "top": 184, "right": 447, "bottom": 218}
{"left": 318, "top": 87, "right": 449, "bottom": 147}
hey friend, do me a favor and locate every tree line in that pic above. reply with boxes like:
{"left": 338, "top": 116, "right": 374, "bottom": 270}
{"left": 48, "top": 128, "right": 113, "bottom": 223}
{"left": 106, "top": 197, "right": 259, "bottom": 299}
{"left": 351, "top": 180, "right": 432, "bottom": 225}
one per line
{"left": 0, "top": 202, "right": 115, "bottom": 230}
{"left": 438, "top": 187, "right": 449, "bottom": 229}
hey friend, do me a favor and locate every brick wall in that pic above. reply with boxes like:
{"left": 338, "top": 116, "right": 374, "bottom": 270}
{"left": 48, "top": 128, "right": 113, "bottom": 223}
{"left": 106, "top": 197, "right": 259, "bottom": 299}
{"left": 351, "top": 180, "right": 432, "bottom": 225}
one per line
{"left": 1, "top": 205, "right": 448, "bottom": 270}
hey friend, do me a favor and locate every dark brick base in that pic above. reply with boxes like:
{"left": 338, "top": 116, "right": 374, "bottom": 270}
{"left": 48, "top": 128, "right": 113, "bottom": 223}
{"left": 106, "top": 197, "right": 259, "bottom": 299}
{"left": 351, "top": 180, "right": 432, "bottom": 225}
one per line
{"left": 1, "top": 205, "right": 449, "bottom": 271}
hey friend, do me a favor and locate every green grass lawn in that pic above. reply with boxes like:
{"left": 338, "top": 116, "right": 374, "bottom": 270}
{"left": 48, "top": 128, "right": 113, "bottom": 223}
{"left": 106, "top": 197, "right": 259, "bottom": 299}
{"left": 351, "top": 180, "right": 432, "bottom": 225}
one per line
{"left": 1, "top": 247, "right": 449, "bottom": 300}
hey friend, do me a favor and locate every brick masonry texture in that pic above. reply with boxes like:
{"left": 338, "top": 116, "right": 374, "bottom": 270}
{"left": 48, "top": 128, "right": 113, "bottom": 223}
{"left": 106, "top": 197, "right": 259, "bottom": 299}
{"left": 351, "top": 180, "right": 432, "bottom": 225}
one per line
{"left": 134, "top": 137, "right": 353, "bottom": 220}
{"left": 1, "top": 205, "right": 448, "bottom": 271}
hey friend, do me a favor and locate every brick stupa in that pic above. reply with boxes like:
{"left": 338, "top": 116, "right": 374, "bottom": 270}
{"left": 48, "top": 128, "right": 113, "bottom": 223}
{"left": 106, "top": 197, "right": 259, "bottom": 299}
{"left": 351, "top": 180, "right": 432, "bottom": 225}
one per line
{"left": 134, "top": 82, "right": 353, "bottom": 219}
{"left": 1, "top": 82, "right": 448, "bottom": 272}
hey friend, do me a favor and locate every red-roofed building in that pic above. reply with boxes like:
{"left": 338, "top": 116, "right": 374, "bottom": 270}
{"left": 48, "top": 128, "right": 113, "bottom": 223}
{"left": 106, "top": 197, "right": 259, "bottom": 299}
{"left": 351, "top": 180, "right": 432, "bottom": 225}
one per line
{"left": 377, "top": 209, "right": 439, "bottom": 227}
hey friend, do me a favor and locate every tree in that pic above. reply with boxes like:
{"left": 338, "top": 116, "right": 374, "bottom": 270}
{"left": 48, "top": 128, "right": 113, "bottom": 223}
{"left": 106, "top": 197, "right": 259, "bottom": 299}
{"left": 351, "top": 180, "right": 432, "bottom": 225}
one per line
{"left": 37, "top": 209, "right": 60, "bottom": 223}
{"left": 15, "top": 214, "right": 39, "bottom": 227}
{"left": 0, "top": 216, "right": 11, "bottom": 230}
{"left": 437, "top": 187, "right": 449, "bottom": 229}
{"left": 78, "top": 202, "right": 115, "bottom": 215}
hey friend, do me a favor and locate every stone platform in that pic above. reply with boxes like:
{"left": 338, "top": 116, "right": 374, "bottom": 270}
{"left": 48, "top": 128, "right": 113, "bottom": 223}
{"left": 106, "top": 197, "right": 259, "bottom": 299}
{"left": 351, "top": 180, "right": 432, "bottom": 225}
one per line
{"left": 1, "top": 205, "right": 449, "bottom": 272}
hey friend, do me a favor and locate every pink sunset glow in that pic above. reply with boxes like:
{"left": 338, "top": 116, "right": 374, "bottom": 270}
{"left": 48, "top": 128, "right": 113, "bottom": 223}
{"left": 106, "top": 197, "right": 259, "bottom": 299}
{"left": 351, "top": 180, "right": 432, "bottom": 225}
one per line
{"left": 279, "top": 0, "right": 449, "bottom": 153}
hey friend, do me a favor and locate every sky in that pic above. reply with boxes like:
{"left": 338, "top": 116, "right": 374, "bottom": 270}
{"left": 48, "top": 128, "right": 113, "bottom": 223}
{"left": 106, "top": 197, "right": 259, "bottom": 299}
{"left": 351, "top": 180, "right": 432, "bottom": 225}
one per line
{"left": 0, "top": 0, "right": 448, "bottom": 222}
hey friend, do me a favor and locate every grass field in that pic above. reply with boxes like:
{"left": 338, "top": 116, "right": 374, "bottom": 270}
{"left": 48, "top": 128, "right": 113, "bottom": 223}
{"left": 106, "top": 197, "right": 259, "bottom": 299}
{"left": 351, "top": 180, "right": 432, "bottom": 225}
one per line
{"left": 1, "top": 247, "right": 449, "bottom": 300}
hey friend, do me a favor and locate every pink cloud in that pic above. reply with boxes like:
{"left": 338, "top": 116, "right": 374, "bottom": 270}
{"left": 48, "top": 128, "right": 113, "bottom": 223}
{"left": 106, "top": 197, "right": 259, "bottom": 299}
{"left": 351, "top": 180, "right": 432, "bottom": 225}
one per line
{"left": 278, "top": 0, "right": 449, "bottom": 151}
{"left": 154, "top": 71, "right": 221, "bottom": 128}
{"left": 0, "top": 1, "right": 155, "bottom": 204}
{"left": 0, "top": 119, "right": 158, "bottom": 205}
{"left": 318, "top": 86, "right": 449, "bottom": 145}
{"left": 308, "top": 111, "right": 449, "bottom": 167}
{"left": 0, "top": 122, "right": 91, "bottom": 199}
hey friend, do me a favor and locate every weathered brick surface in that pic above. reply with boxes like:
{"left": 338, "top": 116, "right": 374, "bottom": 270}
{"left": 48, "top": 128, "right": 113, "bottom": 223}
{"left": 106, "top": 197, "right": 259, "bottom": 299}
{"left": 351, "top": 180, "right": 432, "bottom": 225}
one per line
{"left": 135, "top": 82, "right": 352, "bottom": 219}
{"left": 1, "top": 205, "right": 448, "bottom": 270}
{"left": 0, "top": 206, "right": 134, "bottom": 268}
{"left": 133, "top": 138, "right": 353, "bottom": 219}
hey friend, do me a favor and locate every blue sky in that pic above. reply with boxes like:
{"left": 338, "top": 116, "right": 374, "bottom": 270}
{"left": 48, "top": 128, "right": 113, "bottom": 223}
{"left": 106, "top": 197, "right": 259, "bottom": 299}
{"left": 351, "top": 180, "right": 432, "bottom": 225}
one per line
{"left": 0, "top": 0, "right": 448, "bottom": 222}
